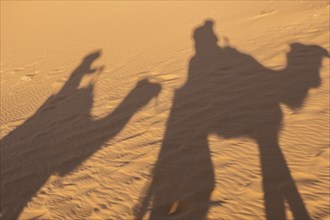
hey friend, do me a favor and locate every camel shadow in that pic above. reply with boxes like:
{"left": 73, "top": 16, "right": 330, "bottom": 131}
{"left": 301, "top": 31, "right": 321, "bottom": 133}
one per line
{"left": 0, "top": 50, "right": 161, "bottom": 219}
{"left": 135, "top": 20, "right": 329, "bottom": 220}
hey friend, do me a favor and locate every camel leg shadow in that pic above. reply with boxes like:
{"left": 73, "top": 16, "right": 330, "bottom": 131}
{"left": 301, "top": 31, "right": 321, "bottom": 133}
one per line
{"left": 255, "top": 128, "right": 311, "bottom": 220}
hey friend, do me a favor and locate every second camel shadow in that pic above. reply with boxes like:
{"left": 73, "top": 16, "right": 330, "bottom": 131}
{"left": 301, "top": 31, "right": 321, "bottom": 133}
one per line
{"left": 0, "top": 51, "right": 161, "bottom": 219}
{"left": 136, "top": 20, "right": 329, "bottom": 220}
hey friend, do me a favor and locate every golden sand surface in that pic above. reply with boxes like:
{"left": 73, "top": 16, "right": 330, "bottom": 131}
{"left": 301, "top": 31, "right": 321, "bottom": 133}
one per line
{"left": 1, "top": 1, "right": 329, "bottom": 219}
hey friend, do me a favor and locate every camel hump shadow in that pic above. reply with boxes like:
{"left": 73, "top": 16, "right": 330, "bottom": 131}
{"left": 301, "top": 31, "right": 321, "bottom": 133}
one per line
{"left": 135, "top": 20, "right": 328, "bottom": 220}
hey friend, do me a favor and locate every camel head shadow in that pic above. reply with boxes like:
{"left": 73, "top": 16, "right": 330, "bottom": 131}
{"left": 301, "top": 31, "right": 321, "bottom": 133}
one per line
{"left": 279, "top": 42, "right": 329, "bottom": 110}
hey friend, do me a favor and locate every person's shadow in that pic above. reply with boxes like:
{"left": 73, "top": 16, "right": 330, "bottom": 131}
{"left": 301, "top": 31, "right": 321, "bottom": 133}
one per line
{"left": 135, "top": 20, "right": 329, "bottom": 220}
{"left": 0, "top": 50, "right": 161, "bottom": 219}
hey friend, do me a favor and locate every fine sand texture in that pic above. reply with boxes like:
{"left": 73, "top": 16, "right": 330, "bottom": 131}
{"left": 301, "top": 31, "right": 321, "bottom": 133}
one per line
{"left": 1, "top": 2, "right": 329, "bottom": 220}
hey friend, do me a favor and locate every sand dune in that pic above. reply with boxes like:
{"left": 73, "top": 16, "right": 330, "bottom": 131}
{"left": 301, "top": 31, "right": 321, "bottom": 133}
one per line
{"left": 1, "top": 1, "right": 329, "bottom": 220}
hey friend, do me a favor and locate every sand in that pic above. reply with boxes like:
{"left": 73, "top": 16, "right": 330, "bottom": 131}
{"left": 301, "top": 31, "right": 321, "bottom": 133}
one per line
{"left": 1, "top": 1, "right": 329, "bottom": 220}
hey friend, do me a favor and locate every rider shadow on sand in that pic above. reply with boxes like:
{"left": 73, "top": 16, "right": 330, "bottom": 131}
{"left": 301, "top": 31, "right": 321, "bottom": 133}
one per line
{"left": 0, "top": 51, "right": 161, "bottom": 219}
{"left": 135, "top": 20, "right": 329, "bottom": 220}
